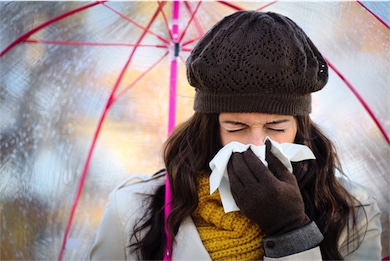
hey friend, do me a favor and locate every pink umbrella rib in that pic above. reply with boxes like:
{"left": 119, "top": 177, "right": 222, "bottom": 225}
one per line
{"left": 24, "top": 39, "right": 168, "bottom": 48}
{"left": 217, "top": 1, "right": 244, "bottom": 11}
{"left": 58, "top": 5, "right": 166, "bottom": 260}
{"left": 183, "top": 1, "right": 205, "bottom": 38}
{"left": 218, "top": 1, "right": 278, "bottom": 12}
{"left": 181, "top": 1, "right": 279, "bottom": 48}
{"left": 0, "top": 1, "right": 103, "bottom": 57}
{"left": 180, "top": 2, "right": 211, "bottom": 49}
{"left": 178, "top": 1, "right": 202, "bottom": 43}
{"left": 102, "top": 2, "right": 170, "bottom": 45}
{"left": 157, "top": 1, "right": 174, "bottom": 41}
{"left": 326, "top": 59, "right": 390, "bottom": 145}
{"left": 357, "top": 1, "right": 390, "bottom": 29}
{"left": 256, "top": 1, "right": 279, "bottom": 11}
{"left": 182, "top": 37, "right": 202, "bottom": 48}
{"left": 179, "top": 55, "right": 187, "bottom": 64}
{"left": 112, "top": 51, "right": 169, "bottom": 103}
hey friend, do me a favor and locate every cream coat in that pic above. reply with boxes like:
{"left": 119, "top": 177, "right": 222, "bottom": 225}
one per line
{"left": 89, "top": 173, "right": 382, "bottom": 260}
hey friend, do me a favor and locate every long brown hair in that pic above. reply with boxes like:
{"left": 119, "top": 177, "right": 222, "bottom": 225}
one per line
{"left": 129, "top": 113, "right": 360, "bottom": 260}
{"left": 293, "top": 116, "right": 361, "bottom": 259}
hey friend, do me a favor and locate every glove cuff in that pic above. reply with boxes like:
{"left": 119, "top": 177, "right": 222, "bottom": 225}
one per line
{"left": 262, "top": 221, "right": 324, "bottom": 258}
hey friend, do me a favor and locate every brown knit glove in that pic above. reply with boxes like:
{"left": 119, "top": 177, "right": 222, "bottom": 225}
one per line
{"left": 227, "top": 140, "right": 310, "bottom": 236}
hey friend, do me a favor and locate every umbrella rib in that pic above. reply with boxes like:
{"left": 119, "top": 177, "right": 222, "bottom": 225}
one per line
{"left": 157, "top": 1, "right": 174, "bottom": 41}
{"left": 181, "top": 1, "right": 278, "bottom": 48}
{"left": 0, "top": 1, "right": 103, "bottom": 57}
{"left": 326, "top": 59, "right": 390, "bottom": 145}
{"left": 256, "top": 1, "right": 279, "bottom": 11}
{"left": 179, "top": 1, "right": 202, "bottom": 43}
{"left": 101, "top": 2, "right": 170, "bottom": 44}
{"left": 24, "top": 39, "right": 168, "bottom": 48}
{"left": 183, "top": 1, "right": 204, "bottom": 38}
{"left": 112, "top": 51, "right": 169, "bottom": 102}
{"left": 180, "top": 1, "right": 206, "bottom": 48}
{"left": 217, "top": 1, "right": 244, "bottom": 11}
{"left": 182, "top": 36, "right": 203, "bottom": 48}
{"left": 179, "top": 55, "right": 187, "bottom": 64}
{"left": 181, "top": 47, "right": 194, "bottom": 52}
{"left": 58, "top": 5, "right": 164, "bottom": 261}
{"left": 217, "top": 1, "right": 278, "bottom": 11}
{"left": 356, "top": 1, "right": 390, "bottom": 29}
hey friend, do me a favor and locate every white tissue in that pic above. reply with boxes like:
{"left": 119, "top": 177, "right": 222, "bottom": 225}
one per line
{"left": 209, "top": 137, "right": 316, "bottom": 213}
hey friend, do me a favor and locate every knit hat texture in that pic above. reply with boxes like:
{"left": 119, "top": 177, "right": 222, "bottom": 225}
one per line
{"left": 186, "top": 10, "right": 328, "bottom": 115}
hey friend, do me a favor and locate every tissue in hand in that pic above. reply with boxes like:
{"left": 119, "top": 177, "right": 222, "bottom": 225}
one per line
{"left": 208, "top": 137, "right": 316, "bottom": 213}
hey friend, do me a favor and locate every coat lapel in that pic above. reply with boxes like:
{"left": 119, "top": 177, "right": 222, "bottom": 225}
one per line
{"left": 173, "top": 216, "right": 211, "bottom": 260}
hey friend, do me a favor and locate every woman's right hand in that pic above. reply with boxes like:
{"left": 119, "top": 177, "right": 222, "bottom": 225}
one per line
{"left": 227, "top": 140, "right": 310, "bottom": 236}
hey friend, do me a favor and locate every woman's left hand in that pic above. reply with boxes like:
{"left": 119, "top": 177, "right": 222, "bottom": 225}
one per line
{"left": 227, "top": 140, "right": 310, "bottom": 236}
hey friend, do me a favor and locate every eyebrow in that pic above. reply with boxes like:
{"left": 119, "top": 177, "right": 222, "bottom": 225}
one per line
{"left": 221, "top": 119, "right": 290, "bottom": 126}
{"left": 221, "top": 120, "right": 248, "bottom": 126}
{"left": 265, "top": 119, "right": 290, "bottom": 125}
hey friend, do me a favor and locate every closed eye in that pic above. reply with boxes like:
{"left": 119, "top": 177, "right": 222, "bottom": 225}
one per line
{"left": 226, "top": 128, "right": 246, "bottom": 133}
{"left": 268, "top": 128, "right": 286, "bottom": 132}
{"left": 222, "top": 120, "right": 248, "bottom": 133}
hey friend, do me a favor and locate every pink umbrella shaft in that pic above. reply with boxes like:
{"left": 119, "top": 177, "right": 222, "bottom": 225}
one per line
{"left": 165, "top": 1, "right": 180, "bottom": 260}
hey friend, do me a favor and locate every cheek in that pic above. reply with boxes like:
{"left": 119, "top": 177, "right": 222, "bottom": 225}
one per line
{"left": 265, "top": 133, "right": 290, "bottom": 144}
{"left": 219, "top": 129, "right": 230, "bottom": 146}
{"left": 283, "top": 124, "right": 297, "bottom": 143}
{"left": 219, "top": 129, "right": 246, "bottom": 146}
{"left": 220, "top": 130, "right": 262, "bottom": 146}
{"left": 266, "top": 127, "right": 297, "bottom": 144}
{"left": 275, "top": 132, "right": 296, "bottom": 143}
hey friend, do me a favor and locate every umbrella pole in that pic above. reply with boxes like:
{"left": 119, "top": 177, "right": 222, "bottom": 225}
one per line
{"left": 164, "top": 2, "right": 179, "bottom": 260}
{"left": 168, "top": 1, "right": 180, "bottom": 136}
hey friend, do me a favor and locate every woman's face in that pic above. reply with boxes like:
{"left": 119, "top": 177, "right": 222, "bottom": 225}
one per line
{"left": 219, "top": 112, "right": 297, "bottom": 146}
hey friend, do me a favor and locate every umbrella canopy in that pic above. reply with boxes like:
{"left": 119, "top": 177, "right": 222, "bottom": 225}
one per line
{"left": 1, "top": 1, "right": 389, "bottom": 259}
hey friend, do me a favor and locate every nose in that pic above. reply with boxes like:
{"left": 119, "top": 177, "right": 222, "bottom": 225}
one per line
{"left": 248, "top": 129, "right": 266, "bottom": 146}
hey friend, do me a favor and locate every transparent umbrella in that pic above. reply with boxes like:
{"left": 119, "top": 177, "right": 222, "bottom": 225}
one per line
{"left": 1, "top": 1, "right": 389, "bottom": 260}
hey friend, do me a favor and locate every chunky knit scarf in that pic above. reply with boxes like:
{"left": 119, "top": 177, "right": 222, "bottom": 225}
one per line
{"left": 192, "top": 175, "right": 265, "bottom": 260}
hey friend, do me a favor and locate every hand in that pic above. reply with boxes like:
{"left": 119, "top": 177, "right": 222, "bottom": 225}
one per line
{"left": 227, "top": 140, "right": 310, "bottom": 236}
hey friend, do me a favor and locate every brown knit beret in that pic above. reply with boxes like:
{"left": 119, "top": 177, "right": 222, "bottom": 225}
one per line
{"left": 186, "top": 11, "right": 328, "bottom": 115}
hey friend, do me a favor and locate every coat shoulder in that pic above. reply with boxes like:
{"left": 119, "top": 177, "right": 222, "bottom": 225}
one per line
{"left": 337, "top": 175, "right": 377, "bottom": 206}
{"left": 115, "top": 170, "right": 166, "bottom": 195}
{"left": 108, "top": 171, "right": 166, "bottom": 223}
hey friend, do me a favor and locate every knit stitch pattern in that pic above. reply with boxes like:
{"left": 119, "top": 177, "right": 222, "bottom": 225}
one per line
{"left": 186, "top": 11, "right": 328, "bottom": 115}
{"left": 192, "top": 175, "right": 265, "bottom": 260}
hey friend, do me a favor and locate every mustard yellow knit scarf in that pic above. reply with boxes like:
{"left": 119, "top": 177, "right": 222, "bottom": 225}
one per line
{"left": 192, "top": 175, "right": 265, "bottom": 260}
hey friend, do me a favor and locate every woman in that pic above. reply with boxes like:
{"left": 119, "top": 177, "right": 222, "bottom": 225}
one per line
{"left": 90, "top": 10, "right": 382, "bottom": 260}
